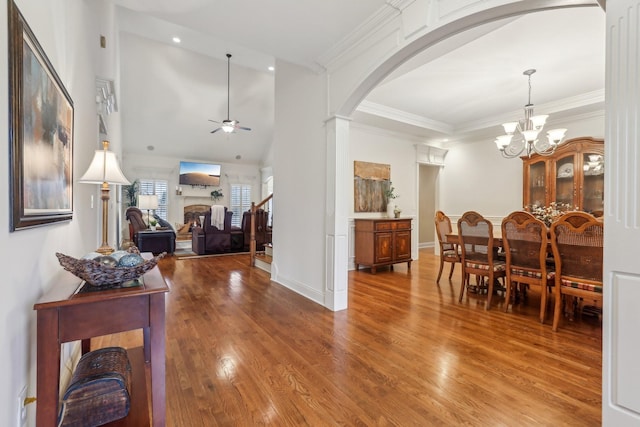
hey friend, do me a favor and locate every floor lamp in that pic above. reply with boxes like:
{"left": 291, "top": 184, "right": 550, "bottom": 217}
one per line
{"left": 137, "top": 194, "right": 159, "bottom": 228}
{"left": 79, "top": 140, "right": 130, "bottom": 255}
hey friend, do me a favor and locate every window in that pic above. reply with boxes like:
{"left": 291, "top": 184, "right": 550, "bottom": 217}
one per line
{"left": 139, "top": 179, "right": 168, "bottom": 220}
{"left": 230, "top": 184, "right": 252, "bottom": 227}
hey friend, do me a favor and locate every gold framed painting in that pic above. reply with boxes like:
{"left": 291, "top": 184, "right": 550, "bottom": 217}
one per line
{"left": 9, "top": 1, "right": 74, "bottom": 230}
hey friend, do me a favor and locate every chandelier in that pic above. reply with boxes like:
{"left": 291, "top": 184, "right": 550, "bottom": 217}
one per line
{"left": 494, "top": 69, "right": 567, "bottom": 158}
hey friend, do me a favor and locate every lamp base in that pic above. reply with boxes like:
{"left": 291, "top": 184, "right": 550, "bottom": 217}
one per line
{"left": 95, "top": 244, "right": 115, "bottom": 255}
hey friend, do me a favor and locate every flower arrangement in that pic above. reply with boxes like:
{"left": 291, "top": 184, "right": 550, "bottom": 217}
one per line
{"left": 528, "top": 202, "right": 575, "bottom": 226}
{"left": 384, "top": 181, "right": 398, "bottom": 202}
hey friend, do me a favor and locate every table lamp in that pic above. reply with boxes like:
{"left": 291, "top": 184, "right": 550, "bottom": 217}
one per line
{"left": 137, "top": 194, "right": 159, "bottom": 228}
{"left": 79, "top": 140, "right": 130, "bottom": 255}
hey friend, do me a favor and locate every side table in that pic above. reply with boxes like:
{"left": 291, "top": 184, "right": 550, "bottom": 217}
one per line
{"left": 33, "top": 255, "right": 170, "bottom": 426}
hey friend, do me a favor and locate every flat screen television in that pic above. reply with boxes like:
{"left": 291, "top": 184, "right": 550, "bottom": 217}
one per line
{"left": 179, "top": 161, "right": 221, "bottom": 186}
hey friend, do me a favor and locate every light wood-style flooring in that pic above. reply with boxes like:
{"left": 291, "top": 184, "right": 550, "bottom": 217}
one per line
{"left": 95, "top": 249, "right": 602, "bottom": 426}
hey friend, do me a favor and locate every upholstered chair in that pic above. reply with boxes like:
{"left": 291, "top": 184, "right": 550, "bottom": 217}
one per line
{"left": 501, "top": 211, "right": 554, "bottom": 323}
{"left": 434, "top": 211, "right": 461, "bottom": 284}
{"left": 549, "top": 212, "right": 603, "bottom": 331}
{"left": 457, "top": 211, "right": 506, "bottom": 310}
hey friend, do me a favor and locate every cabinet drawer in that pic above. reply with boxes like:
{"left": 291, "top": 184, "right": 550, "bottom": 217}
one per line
{"left": 375, "top": 222, "right": 392, "bottom": 231}
{"left": 395, "top": 220, "right": 411, "bottom": 231}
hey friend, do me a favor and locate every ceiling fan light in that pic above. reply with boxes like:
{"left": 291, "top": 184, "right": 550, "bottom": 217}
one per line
{"left": 222, "top": 124, "right": 235, "bottom": 133}
{"left": 502, "top": 122, "right": 518, "bottom": 134}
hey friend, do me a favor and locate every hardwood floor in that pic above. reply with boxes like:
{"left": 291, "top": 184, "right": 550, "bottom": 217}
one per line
{"left": 95, "top": 248, "right": 602, "bottom": 426}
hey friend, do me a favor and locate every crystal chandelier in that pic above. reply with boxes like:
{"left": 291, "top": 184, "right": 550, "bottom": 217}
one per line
{"left": 494, "top": 69, "right": 567, "bottom": 158}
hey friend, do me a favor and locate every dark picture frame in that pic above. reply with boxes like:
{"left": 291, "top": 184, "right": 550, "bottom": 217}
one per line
{"left": 8, "top": 1, "right": 74, "bottom": 230}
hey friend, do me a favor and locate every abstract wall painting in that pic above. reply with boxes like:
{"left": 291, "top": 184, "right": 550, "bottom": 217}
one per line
{"left": 9, "top": 1, "right": 74, "bottom": 230}
{"left": 354, "top": 161, "right": 390, "bottom": 213}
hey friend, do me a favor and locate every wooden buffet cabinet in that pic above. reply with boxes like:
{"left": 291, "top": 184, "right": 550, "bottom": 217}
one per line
{"left": 354, "top": 218, "right": 412, "bottom": 273}
{"left": 522, "top": 136, "right": 604, "bottom": 214}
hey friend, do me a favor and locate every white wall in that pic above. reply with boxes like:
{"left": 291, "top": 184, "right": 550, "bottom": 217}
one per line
{"left": 348, "top": 123, "right": 421, "bottom": 265}
{"left": 271, "top": 60, "right": 327, "bottom": 304}
{"left": 0, "top": 1, "right": 117, "bottom": 425}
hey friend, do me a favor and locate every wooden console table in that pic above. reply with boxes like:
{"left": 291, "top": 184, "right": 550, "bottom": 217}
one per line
{"left": 33, "top": 255, "right": 169, "bottom": 427}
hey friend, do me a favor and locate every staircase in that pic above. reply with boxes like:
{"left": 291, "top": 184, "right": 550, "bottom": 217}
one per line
{"left": 247, "top": 195, "right": 273, "bottom": 273}
{"left": 254, "top": 243, "right": 272, "bottom": 273}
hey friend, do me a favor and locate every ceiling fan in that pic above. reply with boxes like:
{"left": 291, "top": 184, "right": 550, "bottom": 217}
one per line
{"left": 209, "top": 53, "right": 251, "bottom": 134}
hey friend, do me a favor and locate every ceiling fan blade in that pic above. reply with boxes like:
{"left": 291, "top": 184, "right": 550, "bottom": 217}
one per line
{"left": 237, "top": 126, "right": 251, "bottom": 131}
{"left": 208, "top": 119, "right": 220, "bottom": 123}
{"left": 211, "top": 128, "right": 222, "bottom": 133}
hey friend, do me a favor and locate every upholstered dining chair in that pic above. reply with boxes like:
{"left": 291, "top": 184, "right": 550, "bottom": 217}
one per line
{"left": 549, "top": 211, "right": 603, "bottom": 332}
{"left": 434, "top": 211, "right": 461, "bottom": 284}
{"left": 457, "top": 211, "right": 506, "bottom": 309}
{"left": 501, "top": 211, "right": 554, "bottom": 323}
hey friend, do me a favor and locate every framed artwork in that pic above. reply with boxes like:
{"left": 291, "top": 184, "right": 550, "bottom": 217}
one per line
{"left": 354, "top": 161, "right": 390, "bottom": 212}
{"left": 9, "top": 1, "right": 74, "bottom": 230}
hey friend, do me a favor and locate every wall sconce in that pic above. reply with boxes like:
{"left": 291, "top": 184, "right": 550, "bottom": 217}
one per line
{"left": 175, "top": 186, "right": 182, "bottom": 195}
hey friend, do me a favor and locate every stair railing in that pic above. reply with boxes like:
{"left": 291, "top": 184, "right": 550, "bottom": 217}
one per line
{"left": 249, "top": 194, "right": 273, "bottom": 266}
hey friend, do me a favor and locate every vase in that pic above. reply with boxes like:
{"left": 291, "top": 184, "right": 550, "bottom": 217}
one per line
{"left": 387, "top": 203, "right": 394, "bottom": 218}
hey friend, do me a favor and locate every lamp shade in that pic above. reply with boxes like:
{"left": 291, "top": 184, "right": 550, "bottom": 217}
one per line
{"left": 79, "top": 147, "right": 130, "bottom": 185}
{"left": 138, "top": 194, "right": 158, "bottom": 210}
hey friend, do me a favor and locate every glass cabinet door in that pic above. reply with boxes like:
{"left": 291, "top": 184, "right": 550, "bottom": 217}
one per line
{"left": 555, "top": 155, "right": 576, "bottom": 207}
{"left": 582, "top": 152, "right": 604, "bottom": 214}
{"left": 528, "top": 160, "right": 547, "bottom": 207}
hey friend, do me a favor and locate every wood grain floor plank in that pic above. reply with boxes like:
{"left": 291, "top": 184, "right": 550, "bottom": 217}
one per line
{"left": 94, "top": 249, "right": 601, "bottom": 426}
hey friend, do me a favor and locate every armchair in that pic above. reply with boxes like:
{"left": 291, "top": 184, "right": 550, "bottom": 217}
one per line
{"left": 125, "top": 207, "right": 147, "bottom": 241}
{"left": 125, "top": 207, "right": 175, "bottom": 254}
{"left": 192, "top": 207, "right": 234, "bottom": 254}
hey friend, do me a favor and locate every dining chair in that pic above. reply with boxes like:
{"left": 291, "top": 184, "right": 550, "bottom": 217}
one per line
{"left": 434, "top": 211, "right": 461, "bottom": 284}
{"left": 457, "top": 211, "right": 506, "bottom": 309}
{"left": 549, "top": 211, "right": 603, "bottom": 332}
{"left": 501, "top": 211, "right": 554, "bottom": 323}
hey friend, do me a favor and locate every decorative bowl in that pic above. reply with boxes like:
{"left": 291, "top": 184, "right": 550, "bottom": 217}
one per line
{"left": 56, "top": 247, "right": 165, "bottom": 287}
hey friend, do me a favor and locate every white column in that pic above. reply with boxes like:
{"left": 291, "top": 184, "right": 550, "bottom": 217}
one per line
{"left": 603, "top": 0, "right": 640, "bottom": 424}
{"left": 324, "top": 116, "right": 350, "bottom": 311}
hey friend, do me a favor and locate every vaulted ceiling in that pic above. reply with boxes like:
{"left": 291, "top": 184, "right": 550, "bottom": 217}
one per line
{"left": 110, "top": 1, "right": 605, "bottom": 163}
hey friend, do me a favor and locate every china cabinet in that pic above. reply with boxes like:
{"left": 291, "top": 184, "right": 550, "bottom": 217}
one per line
{"left": 522, "top": 136, "right": 604, "bottom": 214}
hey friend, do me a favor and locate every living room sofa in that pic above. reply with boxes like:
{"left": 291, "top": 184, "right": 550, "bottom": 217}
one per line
{"left": 192, "top": 207, "right": 237, "bottom": 254}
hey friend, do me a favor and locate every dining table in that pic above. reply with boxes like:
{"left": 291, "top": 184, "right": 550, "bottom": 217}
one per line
{"left": 445, "top": 231, "right": 503, "bottom": 247}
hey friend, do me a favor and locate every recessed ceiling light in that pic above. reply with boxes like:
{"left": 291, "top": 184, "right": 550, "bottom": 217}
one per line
{"left": 172, "top": 37, "right": 181, "bottom": 43}
{"left": 268, "top": 66, "right": 275, "bottom": 71}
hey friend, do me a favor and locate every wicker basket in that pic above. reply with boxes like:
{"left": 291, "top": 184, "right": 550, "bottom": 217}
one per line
{"left": 56, "top": 248, "right": 165, "bottom": 287}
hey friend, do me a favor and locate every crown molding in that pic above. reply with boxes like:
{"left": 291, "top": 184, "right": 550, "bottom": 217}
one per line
{"left": 316, "top": 4, "right": 402, "bottom": 71}
{"left": 357, "top": 100, "right": 454, "bottom": 134}
{"left": 458, "top": 89, "right": 605, "bottom": 133}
